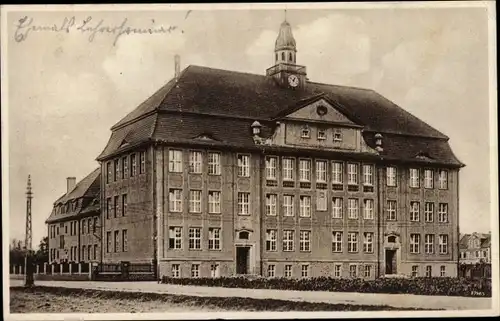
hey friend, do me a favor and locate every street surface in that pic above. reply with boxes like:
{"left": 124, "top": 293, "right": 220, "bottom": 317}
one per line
{"left": 9, "top": 279, "right": 491, "bottom": 310}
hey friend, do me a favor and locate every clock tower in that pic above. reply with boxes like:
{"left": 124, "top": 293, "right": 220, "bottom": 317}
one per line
{"left": 266, "top": 16, "right": 307, "bottom": 89}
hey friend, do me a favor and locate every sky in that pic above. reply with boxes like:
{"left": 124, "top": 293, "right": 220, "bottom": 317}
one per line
{"left": 3, "top": 4, "right": 495, "bottom": 247}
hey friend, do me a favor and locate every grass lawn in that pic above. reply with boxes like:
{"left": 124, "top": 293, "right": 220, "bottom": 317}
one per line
{"left": 10, "top": 286, "right": 427, "bottom": 313}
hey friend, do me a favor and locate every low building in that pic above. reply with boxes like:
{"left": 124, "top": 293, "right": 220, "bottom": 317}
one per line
{"left": 459, "top": 232, "right": 491, "bottom": 264}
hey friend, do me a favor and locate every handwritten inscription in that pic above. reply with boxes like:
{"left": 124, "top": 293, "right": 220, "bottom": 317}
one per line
{"left": 14, "top": 16, "right": 180, "bottom": 46}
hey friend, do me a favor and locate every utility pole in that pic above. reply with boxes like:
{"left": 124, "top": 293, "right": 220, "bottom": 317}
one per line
{"left": 24, "top": 175, "right": 34, "bottom": 287}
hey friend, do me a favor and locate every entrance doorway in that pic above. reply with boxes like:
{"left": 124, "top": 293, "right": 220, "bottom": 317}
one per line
{"left": 236, "top": 246, "right": 250, "bottom": 274}
{"left": 385, "top": 249, "right": 397, "bottom": 275}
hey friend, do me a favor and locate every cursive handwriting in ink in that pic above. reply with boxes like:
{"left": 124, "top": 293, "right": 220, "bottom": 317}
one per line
{"left": 14, "top": 16, "right": 75, "bottom": 43}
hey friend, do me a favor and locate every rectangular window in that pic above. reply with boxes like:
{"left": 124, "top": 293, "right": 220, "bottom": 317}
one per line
{"left": 316, "top": 160, "right": 327, "bottom": 182}
{"left": 439, "top": 234, "right": 448, "bottom": 254}
{"left": 301, "top": 264, "right": 309, "bottom": 278}
{"left": 334, "top": 264, "right": 342, "bottom": 278}
{"left": 122, "top": 229, "right": 128, "bottom": 252}
{"left": 332, "top": 197, "right": 343, "bottom": 219}
{"left": 409, "top": 168, "right": 420, "bottom": 188}
{"left": 169, "top": 227, "right": 182, "bottom": 249}
{"left": 284, "top": 265, "right": 292, "bottom": 277}
{"left": 121, "top": 194, "right": 127, "bottom": 217}
{"left": 238, "top": 154, "right": 250, "bottom": 177}
{"left": 267, "top": 264, "right": 276, "bottom": 277}
{"left": 349, "top": 265, "right": 358, "bottom": 278}
{"left": 410, "top": 201, "right": 420, "bottom": 222}
{"left": 424, "top": 202, "right": 434, "bottom": 222}
{"left": 426, "top": 265, "right": 432, "bottom": 277}
{"left": 387, "top": 200, "right": 397, "bottom": 221}
{"left": 438, "top": 170, "right": 448, "bottom": 189}
{"left": 299, "top": 230, "right": 311, "bottom": 252}
{"left": 283, "top": 230, "right": 295, "bottom": 252}
{"left": 347, "top": 163, "right": 358, "bottom": 185}
{"left": 114, "top": 230, "right": 119, "bottom": 253}
{"left": 208, "top": 152, "right": 221, "bottom": 175}
{"left": 266, "top": 229, "right": 277, "bottom": 251}
{"left": 440, "top": 265, "right": 446, "bottom": 277}
{"left": 169, "top": 189, "right": 183, "bottom": 212}
{"left": 333, "top": 129, "right": 342, "bottom": 142}
{"left": 411, "top": 265, "right": 419, "bottom": 277}
{"left": 348, "top": 232, "right": 358, "bottom": 253}
{"left": 114, "top": 195, "right": 119, "bottom": 218}
{"left": 171, "top": 264, "right": 180, "bottom": 278}
{"left": 266, "top": 194, "right": 277, "bottom": 216}
{"left": 130, "top": 154, "right": 137, "bottom": 177}
{"left": 283, "top": 195, "right": 294, "bottom": 216}
{"left": 189, "top": 151, "right": 203, "bottom": 173}
{"left": 208, "top": 191, "right": 221, "bottom": 214}
{"left": 363, "top": 232, "right": 374, "bottom": 253}
{"left": 424, "top": 169, "right": 434, "bottom": 189}
{"left": 265, "top": 156, "right": 277, "bottom": 180}
{"left": 210, "top": 264, "right": 220, "bottom": 278}
{"left": 114, "top": 159, "right": 120, "bottom": 182}
{"left": 188, "top": 228, "right": 201, "bottom": 250}
{"left": 363, "top": 164, "right": 374, "bottom": 186}
{"left": 316, "top": 191, "right": 327, "bottom": 211}
{"left": 332, "top": 231, "right": 343, "bottom": 253}
{"left": 317, "top": 129, "right": 326, "bottom": 140}
{"left": 208, "top": 228, "right": 221, "bottom": 250}
{"left": 282, "top": 158, "right": 295, "bottom": 181}
{"left": 169, "top": 150, "right": 183, "bottom": 173}
{"left": 425, "top": 234, "right": 434, "bottom": 254}
{"left": 410, "top": 234, "right": 421, "bottom": 254}
{"left": 121, "top": 157, "right": 128, "bottom": 179}
{"left": 299, "top": 159, "right": 311, "bottom": 181}
{"left": 438, "top": 203, "right": 448, "bottom": 223}
{"left": 348, "top": 198, "right": 359, "bottom": 219}
{"left": 364, "top": 265, "right": 372, "bottom": 278}
{"left": 332, "top": 162, "right": 343, "bottom": 184}
{"left": 299, "top": 196, "right": 311, "bottom": 217}
{"left": 82, "top": 245, "right": 86, "bottom": 260}
{"left": 106, "top": 231, "right": 111, "bottom": 253}
{"left": 363, "top": 199, "right": 374, "bottom": 219}
{"left": 189, "top": 190, "right": 202, "bottom": 213}
{"left": 106, "top": 162, "right": 112, "bottom": 184}
{"left": 140, "top": 151, "right": 146, "bottom": 174}
{"left": 237, "top": 192, "right": 250, "bottom": 215}
{"left": 191, "top": 264, "right": 200, "bottom": 278}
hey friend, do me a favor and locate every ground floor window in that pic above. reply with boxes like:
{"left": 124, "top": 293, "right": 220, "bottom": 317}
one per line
{"left": 191, "top": 264, "right": 200, "bottom": 278}
{"left": 171, "top": 264, "right": 180, "bottom": 278}
{"left": 210, "top": 264, "right": 220, "bottom": 278}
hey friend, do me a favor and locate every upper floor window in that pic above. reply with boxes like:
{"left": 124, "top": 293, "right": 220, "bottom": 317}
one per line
{"left": 208, "top": 228, "right": 221, "bottom": 250}
{"left": 237, "top": 192, "right": 250, "bottom": 215}
{"left": 114, "top": 159, "right": 120, "bottom": 182}
{"left": 282, "top": 158, "right": 295, "bottom": 181}
{"left": 188, "top": 228, "right": 201, "bottom": 250}
{"left": 386, "top": 166, "right": 397, "bottom": 186}
{"left": 265, "top": 156, "right": 277, "bottom": 180}
{"left": 424, "top": 202, "right": 434, "bottom": 222}
{"left": 332, "top": 197, "right": 343, "bottom": 219}
{"left": 317, "top": 129, "right": 326, "bottom": 140}
{"left": 387, "top": 200, "right": 397, "bottom": 221}
{"left": 438, "top": 203, "right": 448, "bottom": 223}
{"left": 332, "top": 162, "right": 343, "bottom": 184}
{"left": 439, "top": 234, "right": 449, "bottom": 254}
{"left": 189, "top": 151, "right": 203, "bottom": 173}
{"left": 347, "top": 163, "right": 358, "bottom": 185}
{"left": 169, "top": 189, "right": 183, "bottom": 212}
{"left": 424, "top": 169, "right": 434, "bottom": 189}
{"left": 169, "top": 150, "right": 183, "bottom": 173}
{"left": 266, "top": 194, "right": 277, "bottom": 216}
{"left": 283, "top": 195, "right": 294, "bottom": 216}
{"left": 237, "top": 154, "right": 250, "bottom": 177}
{"left": 363, "top": 164, "right": 374, "bottom": 186}
{"left": 121, "top": 156, "right": 128, "bottom": 179}
{"left": 316, "top": 160, "right": 327, "bottom": 182}
{"left": 139, "top": 151, "right": 146, "bottom": 174}
{"left": 266, "top": 229, "right": 277, "bottom": 251}
{"left": 316, "top": 191, "right": 327, "bottom": 211}
{"left": 283, "top": 230, "right": 295, "bottom": 252}
{"left": 410, "top": 234, "right": 421, "bottom": 254}
{"left": 410, "top": 201, "right": 420, "bottom": 222}
{"left": 363, "top": 199, "right": 374, "bottom": 219}
{"left": 301, "top": 126, "right": 310, "bottom": 138}
{"left": 409, "top": 168, "right": 420, "bottom": 188}
{"left": 106, "top": 162, "right": 112, "bottom": 184}
{"left": 208, "top": 152, "right": 221, "bottom": 175}
{"left": 299, "top": 195, "right": 311, "bottom": 217}
{"left": 299, "top": 159, "right": 311, "bottom": 182}
{"left": 438, "top": 170, "right": 448, "bottom": 189}
{"left": 208, "top": 191, "right": 221, "bottom": 214}
{"left": 333, "top": 129, "right": 342, "bottom": 142}
{"left": 348, "top": 198, "right": 359, "bottom": 219}
{"left": 189, "top": 190, "right": 202, "bottom": 213}
{"left": 121, "top": 194, "right": 127, "bottom": 217}
{"left": 130, "top": 154, "right": 137, "bottom": 177}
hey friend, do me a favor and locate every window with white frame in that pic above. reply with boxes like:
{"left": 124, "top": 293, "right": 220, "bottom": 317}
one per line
{"left": 386, "top": 166, "right": 397, "bottom": 186}
{"left": 333, "top": 129, "right": 342, "bottom": 142}
{"left": 386, "top": 200, "right": 397, "bottom": 221}
{"left": 208, "top": 152, "right": 221, "bottom": 175}
{"left": 267, "top": 264, "right": 276, "bottom": 277}
{"left": 348, "top": 198, "right": 359, "bottom": 219}
{"left": 317, "top": 129, "right": 326, "bottom": 140}
{"left": 438, "top": 170, "right": 448, "bottom": 189}
{"left": 349, "top": 264, "right": 357, "bottom": 278}
{"left": 299, "top": 159, "right": 311, "bottom": 181}
{"left": 364, "top": 265, "right": 372, "bottom": 278}
{"left": 140, "top": 151, "right": 146, "bottom": 174}
{"left": 440, "top": 265, "right": 446, "bottom": 277}
{"left": 424, "top": 169, "right": 434, "bottom": 189}
{"left": 425, "top": 234, "right": 434, "bottom": 254}
{"left": 189, "top": 190, "right": 202, "bottom": 213}
{"left": 189, "top": 151, "right": 202, "bottom": 173}
{"left": 410, "top": 201, "right": 420, "bottom": 221}
{"left": 363, "top": 164, "right": 374, "bottom": 186}
{"left": 266, "top": 229, "right": 277, "bottom": 251}
{"left": 114, "top": 159, "right": 120, "bottom": 181}
{"left": 332, "top": 162, "right": 343, "bottom": 184}
{"left": 208, "top": 191, "right": 221, "bottom": 214}
{"left": 282, "top": 158, "right": 295, "bottom": 181}
{"left": 300, "top": 230, "right": 311, "bottom": 252}
{"left": 439, "top": 234, "right": 448, "bottom": 254}
{"left": 347, "top": 163, "right": 358, "bottom": 185}
{"left": 122, "top": 156, "right": 128, "bottom": 179}
{"left": 237, "top": 154, "right": 250, "bottom": 177}
{"left": 168, "top": 150, "right": 183, "bottom": 173}
{"left": 409, "top": 168, "right": 420, "bottom": 188}
{"left": 363, "top": 232, "right": 374, "bottom": 253}
{"left": 169, "top": 227, "right": 182, "bottom": 249}
{"left": 363, "top": 199, "right": 374, "bottom": 219}
{"left": 332, "top": 231, "right": 343, "bottom": 253}
{"left": 410, "top": 234, "right": 420, "bottom": 254}
{"left": 266, "top": 194, "right": 277, "bottom": 216}
{"left": 284, "top": 265, "right": 292, "bottom": 277}
{"left": 301, "top": 264, "right": 309, "bottom": 277}
{"left": 438, "top": 203, "right": 448, "bottom": 223}
{"left": 301, "top": 126, "right": 310, "bottom": 138}
{"left": 425, "top": 202, "right": 434, "bottom": 222}
{"left": 188, "top": 228, "right": 201, "bottom": 250}
{"left": 171, "top": 264, "right": 180, "bottom": 278}
{"left": 283, "top": 230, "right": 295, "bottom": 251}
{"left": 348, "top": 232, "right": 358, "bottom": 252}
{"left": 169, "top": 189, "right": 183, "bottom": 212}
{"left": 316, "top": 160, "right": 327, "bottom": 182}
{"left": 299, "top": 196, "right": 311, "bottom": 217}
{"left": 283, "top": 195, "right": 294, "bottom": 216}
{"left": 411, "top": 265, "right": 419, "bottom": 277}
{"left": 130, "top": 154, "right": 137, "bottom": 177}
{"left": 106, "top": 162, "right": 112, "bottom": 184}
{"left": 316, "top": 191, "right": 327, "bottom": 211}
{"left": 191, "top": 264, "right": 200, "bottom": 278}
{"left": 208, "top": 228, "right": 221, "bottom": 250}
{"left": 265, "top": 156, "right": 277, "bottom": 180}
{"left": 425, "top": 265, "right": 432, "bottom": 277}
{"left": 332, "top": 197, "right": 343, "bottom": 219}
{"left": 334, "top": 264, "right": 342, "bottom": 278}
{"left": 237, "top": 192, "right": 250, "bottom": 215}
{"left": 210, "top": 264, "right": 220, "bottom": 278}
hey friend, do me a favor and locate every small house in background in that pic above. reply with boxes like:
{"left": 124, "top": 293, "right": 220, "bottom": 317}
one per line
{"left": 459, "top": 232, "right": 491, "bottom": 279}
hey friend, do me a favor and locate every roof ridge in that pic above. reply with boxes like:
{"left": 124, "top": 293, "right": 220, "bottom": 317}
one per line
{"left": 54, "top": 167, "right": 100, "bottom": 205}
{"left": 188, "top": 64, "right": 268, "bottom": 78}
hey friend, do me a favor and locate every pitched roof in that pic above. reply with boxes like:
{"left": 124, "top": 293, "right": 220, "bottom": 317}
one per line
{"left": 99, "top": 65, "right": 463, "bottom": 167}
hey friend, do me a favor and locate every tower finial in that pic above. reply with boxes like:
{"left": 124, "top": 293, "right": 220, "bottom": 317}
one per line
{"left": 284, "top": 9, "right": 287, "bottom": 22}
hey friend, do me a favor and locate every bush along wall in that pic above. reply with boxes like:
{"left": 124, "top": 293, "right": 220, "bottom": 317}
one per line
{"left": 160, "top": 276, "right": 491, "bottom": 298}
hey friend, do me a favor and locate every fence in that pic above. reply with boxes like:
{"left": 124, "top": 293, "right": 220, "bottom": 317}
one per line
{"left": 93, "top": 262, "right": 157, "bottom": 281}
{"left": 10, "top": 262, "right": 94, "bottom": 281}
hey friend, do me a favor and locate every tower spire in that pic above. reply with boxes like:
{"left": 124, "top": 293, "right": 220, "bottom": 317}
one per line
{"left": 284, "top": 9, "right": 287, "bottom": 22}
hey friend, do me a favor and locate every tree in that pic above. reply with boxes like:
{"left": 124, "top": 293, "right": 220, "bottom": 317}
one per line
{"left": 9, "top": 238, "right": 25, "bottom": 267}
{"left": 34, "top": 236, "right": 49, "bottom": 264}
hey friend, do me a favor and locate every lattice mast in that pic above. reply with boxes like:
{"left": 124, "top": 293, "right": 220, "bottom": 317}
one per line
{"left": 25, "top": 175, "right": 33, "bottom": 252}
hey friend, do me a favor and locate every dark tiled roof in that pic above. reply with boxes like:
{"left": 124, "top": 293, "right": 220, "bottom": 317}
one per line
{"left": 459, "top": 234, "right": 471, "bottom": 249}
{"left": 481, "top": 235, "right": 491, "bottom": 248}
{"left": 98, "top": 65, "right": 463, "bottom": 167}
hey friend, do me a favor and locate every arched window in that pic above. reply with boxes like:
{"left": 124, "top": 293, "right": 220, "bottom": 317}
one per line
{"left": 239, "top": 231, "right": 249, "bottom": 240}
{"left": 289, "top": 52, "right": 293, "bottom": 62}
{"left": 275, "top": 53, "right": 278, "bottom": 61}
{"left": 281, "top": 52, "right": 285, "bottom": 61}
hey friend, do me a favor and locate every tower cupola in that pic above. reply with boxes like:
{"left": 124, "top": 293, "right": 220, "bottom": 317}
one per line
{"left": 275, "top": 20, "right": 297, "bottom": 64}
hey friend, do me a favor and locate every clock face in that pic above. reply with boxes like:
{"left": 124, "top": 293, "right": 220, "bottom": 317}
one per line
{"left": 288, "top": 75, "right": 299, "bottom": 87}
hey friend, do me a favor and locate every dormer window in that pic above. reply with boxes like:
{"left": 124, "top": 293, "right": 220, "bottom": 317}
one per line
{"left": 317, "top": 129, "right": 326, "bottom": 140}
{"left": 333, "top": 129, "right": 342, "bottom": 142}
{"left": 301, "top": 126, "right": 310, "bottom": 138}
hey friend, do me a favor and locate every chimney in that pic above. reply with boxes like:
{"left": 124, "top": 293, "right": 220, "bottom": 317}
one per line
{"left": 67, "top": 177, "right": 76, "bottom": 194}
{"left": 174, "top": 54, "right": 181, "bottom": 81}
